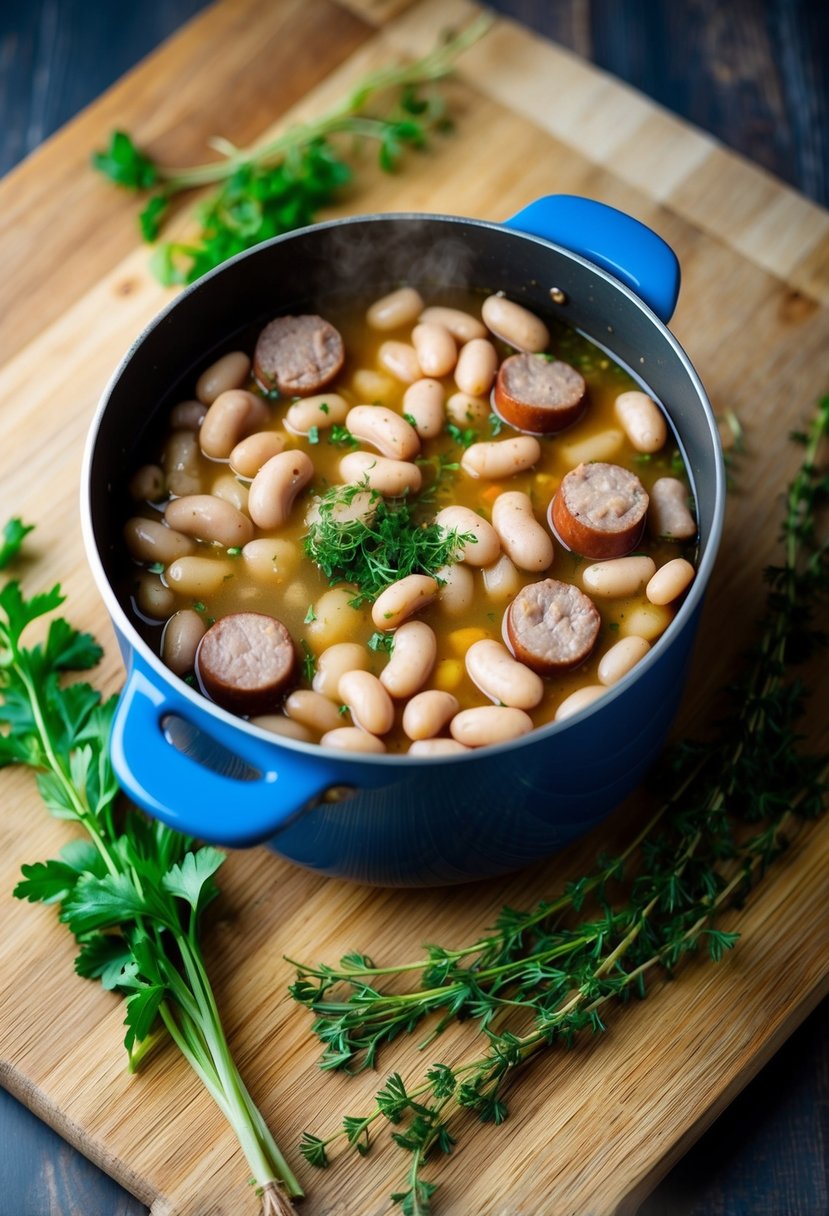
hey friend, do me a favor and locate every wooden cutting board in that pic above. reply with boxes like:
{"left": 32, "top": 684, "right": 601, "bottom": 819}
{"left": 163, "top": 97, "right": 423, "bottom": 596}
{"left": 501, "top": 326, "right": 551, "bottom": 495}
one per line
{"left": 1, "top": 1, "right": 828, "bottom": 1213}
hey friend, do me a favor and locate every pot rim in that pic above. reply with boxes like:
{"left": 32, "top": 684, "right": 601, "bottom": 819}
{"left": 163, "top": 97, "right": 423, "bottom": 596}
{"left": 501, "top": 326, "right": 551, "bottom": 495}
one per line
{"left": 81, "top": 210, "right": 726, "bottom": 767}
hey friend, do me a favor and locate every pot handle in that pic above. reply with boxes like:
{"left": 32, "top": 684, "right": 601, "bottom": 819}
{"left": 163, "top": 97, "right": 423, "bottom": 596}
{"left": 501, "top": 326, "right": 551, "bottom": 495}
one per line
{"left": 110, "top": 655, "right": 344, "bottom": 847}
{"left": 504, "top": 194, "right": 681, "bottom": 323}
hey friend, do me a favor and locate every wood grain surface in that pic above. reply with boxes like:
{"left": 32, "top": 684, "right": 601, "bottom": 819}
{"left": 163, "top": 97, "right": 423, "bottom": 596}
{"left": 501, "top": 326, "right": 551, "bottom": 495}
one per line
{"left": 0, "top": 1, "right": 828, "bottom": 1215}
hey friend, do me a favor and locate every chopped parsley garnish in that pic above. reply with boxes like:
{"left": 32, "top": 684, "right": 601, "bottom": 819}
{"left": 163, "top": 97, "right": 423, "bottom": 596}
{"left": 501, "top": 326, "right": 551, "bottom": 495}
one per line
{"left": 308, "top": 426, "right": 320, "bottom": 445}
{"left": 319, "top": 402, "right": 330, "bottom": 415}
{"left": 304, "top": 604, "right": 317, "bottom": 624}
{"left": 193, "top": 601, "right": 206, "bottom": 613}
{"left": 367, "top": 631, "right": 395, "bottom": 654}
{"left": 488, "top": 412, "right": 504, "bottom": 437}
{"left": 328, "top": 425, "right": 359, "bottom": 449}
{"left": 446, "top": 423, "right": 477, "bottom": 449}
{"left": 300, "top": 639, "right": 316, "bottom": 682}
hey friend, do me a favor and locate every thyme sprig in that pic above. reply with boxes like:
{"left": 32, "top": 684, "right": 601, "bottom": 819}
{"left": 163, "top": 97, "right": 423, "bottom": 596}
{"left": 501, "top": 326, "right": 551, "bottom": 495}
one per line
{"left": 292, "top": 397, "right": 829, "bottom": 1212}
{"left": 304, "top": 480, "right": 473, "bottom": 607}
{"left": 92, "top": 17, "right": 491, "bottom": 284}
{"left": 0, "top": 546, "right": 301, "bottom": 1215}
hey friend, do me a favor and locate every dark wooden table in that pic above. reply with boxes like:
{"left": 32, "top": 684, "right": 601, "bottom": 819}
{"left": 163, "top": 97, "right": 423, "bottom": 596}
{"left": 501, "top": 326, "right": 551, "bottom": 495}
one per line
{"left": 1, "top": 2, "right": 827, "bottom": 1213}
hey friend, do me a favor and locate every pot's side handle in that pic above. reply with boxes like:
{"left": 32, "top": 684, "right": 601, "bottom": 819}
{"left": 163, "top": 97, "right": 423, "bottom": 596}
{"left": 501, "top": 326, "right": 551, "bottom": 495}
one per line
{"left": 110, "top": 655, "right": 343, "bottom": 847}
{"left": 504, "top": 194, "right": 680, "bottom": 323}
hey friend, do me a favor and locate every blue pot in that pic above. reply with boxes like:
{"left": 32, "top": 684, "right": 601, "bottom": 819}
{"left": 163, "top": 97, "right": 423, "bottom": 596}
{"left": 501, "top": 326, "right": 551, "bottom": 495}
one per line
{"left": 82, "top": 195, "right": 725, "bottom": 885}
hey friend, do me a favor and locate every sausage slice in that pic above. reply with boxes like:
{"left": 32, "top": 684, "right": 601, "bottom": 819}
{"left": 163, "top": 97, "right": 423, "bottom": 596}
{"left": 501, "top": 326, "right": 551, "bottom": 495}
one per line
{"left": 253, "top": 315, "right": 345, "bottom": 397}
{"left": 196, "top": 612, "right": 297, "bottom": 715}
{"left": 550, "top": 462, "right": 648, "bottom": 559}
{"left": 494, "top": 354, "right": 586, "bottom": 434}
{"left": 505, "top": 579, "right": 600, "bottom": 675}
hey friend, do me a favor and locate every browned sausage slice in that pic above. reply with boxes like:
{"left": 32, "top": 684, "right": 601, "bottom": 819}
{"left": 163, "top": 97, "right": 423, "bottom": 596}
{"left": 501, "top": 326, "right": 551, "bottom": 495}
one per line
{"left": 196, "top": 612, "right": 297, "bottom": 714}
{"left": 493, "top": 354, "right": 586, "bottom": 434}
{"left": 550, "top": 462, "right": 648, "bottom": 559}
{"left": 253, "top": 315, "right": 345, "bottom": 397}
{"left": 505, "top": 579, "right": 600, "bottom": 675}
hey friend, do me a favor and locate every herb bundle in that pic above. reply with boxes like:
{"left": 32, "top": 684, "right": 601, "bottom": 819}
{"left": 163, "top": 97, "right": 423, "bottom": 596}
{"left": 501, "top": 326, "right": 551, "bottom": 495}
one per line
{"left": 291, "top": 399, "right": 829, "bottom": 1213}
{"left": 93, "top": 18, "right": 491, "bottom": 285}
{"left": 0, "top": 535, "right": 300, "bottom": 1215}
{"left": 304, "top": 480, "right": 473, "bottom": 607}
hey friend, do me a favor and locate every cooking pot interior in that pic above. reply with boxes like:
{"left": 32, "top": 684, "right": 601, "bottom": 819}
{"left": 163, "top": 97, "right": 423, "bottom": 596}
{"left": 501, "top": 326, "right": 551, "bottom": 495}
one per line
{"left": 89, "top": 214, "right": 718, "bottom": 588}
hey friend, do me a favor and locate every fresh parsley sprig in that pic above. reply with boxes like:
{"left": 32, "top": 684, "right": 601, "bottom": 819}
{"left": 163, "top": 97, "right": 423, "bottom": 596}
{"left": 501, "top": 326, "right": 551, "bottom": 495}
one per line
{"left": 0, "top": 557, "right": 301, "bottom": 1216}
{"left": 291, "top": 397, "right": 829, "bottom": 1212}
{"left": 93, "top": 17, "right": 492, "bottom": 284}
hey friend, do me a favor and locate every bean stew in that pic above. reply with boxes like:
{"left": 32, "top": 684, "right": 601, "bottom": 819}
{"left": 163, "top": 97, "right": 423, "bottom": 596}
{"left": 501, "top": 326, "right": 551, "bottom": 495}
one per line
{"left": 121, "top": 287, "right": 698, "bottom": 755}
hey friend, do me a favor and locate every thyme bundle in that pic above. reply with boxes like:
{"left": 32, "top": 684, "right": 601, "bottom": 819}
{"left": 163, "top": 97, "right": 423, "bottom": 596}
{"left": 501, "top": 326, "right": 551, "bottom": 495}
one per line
{"left": 291, "top": 398, "right": 829, "bottom": 1213}
{"left": 92, "top": 18, "right": 491, "bottom": 284}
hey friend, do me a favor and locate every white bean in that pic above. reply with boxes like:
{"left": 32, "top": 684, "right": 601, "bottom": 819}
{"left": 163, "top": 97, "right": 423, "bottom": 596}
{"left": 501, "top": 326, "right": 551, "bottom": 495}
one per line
{"left": 313, "top": 643, "right": 370, "bottom": 700}
{"left": 161, "top": 609, "right": 207, "bottom": 675}
{"left": 454, "top": 338, "right": 498, "bottom": 397}
{"left": 351, "top": 368, "right": 396, "bottom": 405}
{"left": 163, "top": 430, "right": 202, "bottom": 497}
{"left": 435, "top": 506, "right": 500, "bottom": 567}
{"left": 403, "top": 379, "right": 445, "bottom": 439}
{"left": 124, "top": 517, "right": 193, "bottom": 565}
{"left": 436, "top": 562, "right": 475, "bottom": 617}
{"left": 321, "top": 726, "right": 386, "bottom": 754}
{"left": 129, "top": 465, "right": 165, "bottom": 503}
{"left": 210, "top": 472, "right": 249, "bottom": 512}
{"left": 307, "top": 587, "right": 365, "bottom": 649}
{"left": 372, "top": 574, "right": 438, "bottom": 630}
{"left": 229, "top": 432, "right": 286, "bottom": 479}
{"left": 346, "top": 406, "right": 420, "bottom": 460}
{"left": 366, "top": 287, "right": 424, "bottom": 331}
{"left": 241, "top": 537, "right": 298, "bottom": 584}
{"left": 582, "top": 556, "right": 656, "bottom": 598}
{"left": 646, "top": 558, "right": 695, "bottom": 605}
{"left": 306, "top": 489, "right": 376, "bottom": 530}
{"left": 481, "top": 553, "right": 523, "bottom": 601}
{"left": 338, "top": 670, "right": 394, "bottom": 736}
{"left": 450, "top": 706, "right": 533, "bottom": 747}
{"left": 248, "top": 450, "right": 314, "bottom": 529}
{"left": 466, "top": 639, "right": 543, "bottom": 709}
{"left": 461, "top": 437, "right": 541, "bottom": 479}
{"left": 558, "top": 429, "right": 624, "bottom": 467}
{"left": 418, "top": 306, "right": 486, "bottom": 343}
{"left": 284, "top": 689, "right": 344, "bottom": 734}
{"left": 409, "top": 739, "right": 471, "bottom": 756}
{"left": 195, "top": 351, "right": 251, "bottom": 405}
{"left": 165, "top": 495, "right": 254, "bottom": 549}
{"left": 380, "top": 621, "right": 436, "bottom": 699}
{"left": 482, "top": 294, "right": 549, "bottom": 352}
{"left": 649, "top": 478, "right": 697, "bottom": 540}
{"left": 285, "top": 393, "right": 349, "bottom": 435}
{"left": 614, "top": 391, "right": 668, "bottom": 453}
{"left": 170, "top": 400, "right": 207, "bottom": 431}
{"left": 200, "top": 390, "right": 270, "bottom": 459}
{"left": 554, "top": 686, "right": 605, "bottom": 721}
{"left": 446, "top": 391, "right": 490, "bottom": 425}
{"left": 402, "top": 690, "right": 460, "bottom": 740}
{"left": 165, "top": 556, "right": 234, "bottom": 597}
{"left": 411, "top": 323, "right": 457, "bottom": 377}
{"left": 618, "top": 600, "right": 673, "bottom": 641}
{"left": 339, "top": 451, "right": 422, "bottom": 497}
{"left": 134, "top": 573, "right": 176, "bottom": 620}
{"left": 378, "top": 340, "right": 421, "bottom": 384}
{"left": 598, "top": 636, "right": 651, "bottom": 686}
{"left": 491, "top": 491, "right": 554, "bottom": 572}
{"left": 251, "top": 714, "right": 314, "bottom": 743}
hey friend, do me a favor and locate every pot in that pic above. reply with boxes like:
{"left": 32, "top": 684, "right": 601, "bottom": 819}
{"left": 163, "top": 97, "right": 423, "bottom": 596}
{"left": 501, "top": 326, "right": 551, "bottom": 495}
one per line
{"left": 82, "top": 194, "right": 725, "bottom": 886}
